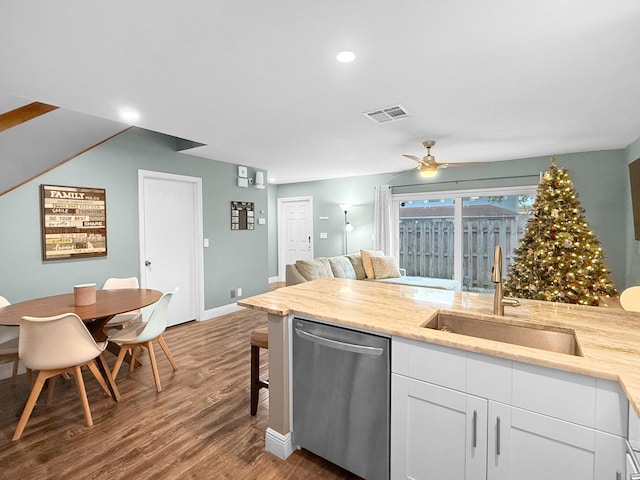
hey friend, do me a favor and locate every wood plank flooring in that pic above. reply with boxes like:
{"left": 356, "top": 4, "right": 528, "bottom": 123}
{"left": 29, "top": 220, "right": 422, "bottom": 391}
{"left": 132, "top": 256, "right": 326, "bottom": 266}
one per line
{"left": 0, "top": 306, "right": 360, "bottom": 479}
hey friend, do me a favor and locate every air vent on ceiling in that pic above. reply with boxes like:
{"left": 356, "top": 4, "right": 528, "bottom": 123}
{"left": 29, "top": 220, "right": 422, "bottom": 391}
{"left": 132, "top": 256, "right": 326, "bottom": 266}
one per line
{"left": 363, "top": 105, "right": 410, "bottom": 123}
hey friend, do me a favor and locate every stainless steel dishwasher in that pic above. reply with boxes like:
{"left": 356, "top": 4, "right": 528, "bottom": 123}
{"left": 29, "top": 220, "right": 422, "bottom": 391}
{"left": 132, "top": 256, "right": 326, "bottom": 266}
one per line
{"left": 292, "top": 317, "right": 390, "bottom": 480}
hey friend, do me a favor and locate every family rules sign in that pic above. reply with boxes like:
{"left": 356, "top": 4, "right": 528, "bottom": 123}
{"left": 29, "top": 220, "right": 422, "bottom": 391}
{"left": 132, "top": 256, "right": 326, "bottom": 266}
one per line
{"left": 40, "top": 185, "right": 107, "bottom": 261}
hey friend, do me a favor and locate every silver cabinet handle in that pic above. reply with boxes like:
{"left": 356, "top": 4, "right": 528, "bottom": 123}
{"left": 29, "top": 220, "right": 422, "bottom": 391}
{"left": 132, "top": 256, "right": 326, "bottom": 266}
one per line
{"left": 295, "top": 328, "right": 384, "bottom": 356}
{"left": 496, "top": 416, "right": 501, "bottom": 456}
{"left": 472, "top": 410, "right": 478, "bottom": 448}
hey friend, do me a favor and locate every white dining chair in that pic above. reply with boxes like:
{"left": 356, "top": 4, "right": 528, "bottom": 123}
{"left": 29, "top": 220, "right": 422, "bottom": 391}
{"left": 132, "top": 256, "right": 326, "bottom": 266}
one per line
{"left": 109, "top": 289, "right": 178, "bottom": 392}
{"left": 620, "top": 286, "right": 640, "bottom": 312}
{"left": 0, "top": 295, "right": 20, "bottom": 382}
{"left": 102, "top": 277, "right": 143, "bottom": 332}
{"left": 12, "top": 313, "right": 111, "bottom": 441}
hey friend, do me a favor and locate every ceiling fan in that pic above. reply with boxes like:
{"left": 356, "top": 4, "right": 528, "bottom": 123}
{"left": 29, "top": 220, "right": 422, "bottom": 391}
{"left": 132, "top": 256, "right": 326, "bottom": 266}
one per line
{"left": 403, "top": 140, "right": 483, "bottom": 178}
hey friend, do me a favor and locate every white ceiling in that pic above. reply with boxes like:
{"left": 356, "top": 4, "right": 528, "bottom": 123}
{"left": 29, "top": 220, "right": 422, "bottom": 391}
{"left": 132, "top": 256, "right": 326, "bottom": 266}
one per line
{"left": 1, "top": 1, "right": 639, "bottom": 184}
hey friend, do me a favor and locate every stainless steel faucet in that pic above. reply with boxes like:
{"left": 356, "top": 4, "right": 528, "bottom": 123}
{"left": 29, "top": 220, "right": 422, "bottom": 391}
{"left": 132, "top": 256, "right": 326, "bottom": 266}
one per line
{"left": 491, "top": 245, "right": 520, "bottom": 315}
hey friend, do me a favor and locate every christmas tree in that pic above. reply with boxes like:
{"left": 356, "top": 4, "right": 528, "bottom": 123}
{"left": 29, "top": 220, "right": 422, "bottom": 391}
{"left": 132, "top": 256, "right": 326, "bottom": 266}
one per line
{"left": 503, "top": 157, "right": 617, "bottom": 306}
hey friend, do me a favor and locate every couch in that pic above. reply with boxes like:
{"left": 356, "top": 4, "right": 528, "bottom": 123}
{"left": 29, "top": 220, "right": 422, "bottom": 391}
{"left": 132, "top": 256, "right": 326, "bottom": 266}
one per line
{"left": 285, "top": 250, "right": 461, "bottom": 291}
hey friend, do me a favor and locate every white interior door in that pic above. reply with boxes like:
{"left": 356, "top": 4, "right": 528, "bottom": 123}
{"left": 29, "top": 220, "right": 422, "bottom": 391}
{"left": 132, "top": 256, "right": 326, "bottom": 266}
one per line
{"left": 277, "top": 196, "right": 313, "bottom": 280}
{"left": 139, "top": 170, "right": 203, "bottom": 327}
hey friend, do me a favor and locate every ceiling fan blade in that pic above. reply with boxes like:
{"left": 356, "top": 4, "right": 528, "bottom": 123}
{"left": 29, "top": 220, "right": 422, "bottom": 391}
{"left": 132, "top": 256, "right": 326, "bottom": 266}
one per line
{"left": 441, "top": 162, "right": 489, "bottom": 168}
{"left": 402, "top": 154, "right": 424, "bottom": 164}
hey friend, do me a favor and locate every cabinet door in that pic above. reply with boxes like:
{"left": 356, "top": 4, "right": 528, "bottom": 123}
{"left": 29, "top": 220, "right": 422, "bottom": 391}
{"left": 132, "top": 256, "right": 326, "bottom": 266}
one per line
{"left": 391, "top": 374, "right": 487, "bottom": 480}
{"left": 487, "top": 403, "right": 625, "bottom": 480}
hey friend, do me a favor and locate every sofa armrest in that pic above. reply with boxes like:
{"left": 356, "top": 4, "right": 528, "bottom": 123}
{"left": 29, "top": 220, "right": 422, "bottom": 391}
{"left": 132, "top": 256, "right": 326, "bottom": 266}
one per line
{"left": 286, "top": 264, "right": 307, "bottom": 286}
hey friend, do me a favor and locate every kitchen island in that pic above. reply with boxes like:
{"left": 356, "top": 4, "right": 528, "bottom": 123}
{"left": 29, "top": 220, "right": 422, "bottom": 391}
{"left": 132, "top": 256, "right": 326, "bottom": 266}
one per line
{"left": 238, "top": 278, "right": 640, "bottom": 478}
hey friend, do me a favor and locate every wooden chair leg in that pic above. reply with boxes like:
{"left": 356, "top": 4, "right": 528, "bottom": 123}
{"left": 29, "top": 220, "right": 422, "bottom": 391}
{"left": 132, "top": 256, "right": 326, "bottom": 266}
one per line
{"left": 128, "top": 347, "right": 138, "bottom": 374}
{"left": 111, "top": 346, "right": 128, "bottom": 380}
{"left": 11, "top": 356, "right": 19, "bottom": 383}
{"left": 86, "top": 359, "right": 111, "bottom": 397}
{"left": 157, "top": 336, "right": 178, "bottom": 370}
{"left": 147, "top": 341, "right": 162, "bottom": 392}
{"left": 46, "top": 376, "right": 58, "bottom": 405}
{"left": 250, "top": 344, "right": 260, "bottom": 416}
{"left": 72, "top": 365, "right": 93, "bottom": 427}
{"left": 13, "top": 371, "right": 49, "bottom": 441}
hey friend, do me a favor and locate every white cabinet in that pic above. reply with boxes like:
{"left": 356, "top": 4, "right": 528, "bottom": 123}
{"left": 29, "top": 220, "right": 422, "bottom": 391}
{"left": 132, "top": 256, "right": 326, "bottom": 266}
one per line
{"left": 627, "top": 405, "right": 640, "bottom": 479}
{"left": 488, "top": 402, "right": 626, "bottom": 480}
{"left": 391, "top": 337, "right": 627, "bottom": 480}
{"left": 391, "top": 374, "right": 487, "bottom": 479}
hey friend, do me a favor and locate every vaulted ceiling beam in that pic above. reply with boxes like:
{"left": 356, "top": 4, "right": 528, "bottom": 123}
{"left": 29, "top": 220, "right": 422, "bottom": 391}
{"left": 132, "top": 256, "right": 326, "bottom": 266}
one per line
{"left": 0, "top": 102, "right": 58, "bottom": 133}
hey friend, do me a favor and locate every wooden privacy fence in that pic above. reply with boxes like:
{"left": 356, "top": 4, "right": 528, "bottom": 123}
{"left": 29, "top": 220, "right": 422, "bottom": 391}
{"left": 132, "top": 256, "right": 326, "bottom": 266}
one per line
{"left": 399, "top": 216, "right": 528, "bottom": 292}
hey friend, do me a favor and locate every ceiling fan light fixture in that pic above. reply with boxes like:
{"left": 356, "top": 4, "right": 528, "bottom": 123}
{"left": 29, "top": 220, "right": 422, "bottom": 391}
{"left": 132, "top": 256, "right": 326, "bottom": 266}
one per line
{"left": 420, "top": 165, "right": 439, "bottom": 178}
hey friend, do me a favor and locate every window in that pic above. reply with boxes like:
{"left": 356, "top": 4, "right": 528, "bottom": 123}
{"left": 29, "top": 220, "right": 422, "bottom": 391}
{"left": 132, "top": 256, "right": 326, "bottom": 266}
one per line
{"left": 394, "top": 187, "right": 536, "bottom": 292}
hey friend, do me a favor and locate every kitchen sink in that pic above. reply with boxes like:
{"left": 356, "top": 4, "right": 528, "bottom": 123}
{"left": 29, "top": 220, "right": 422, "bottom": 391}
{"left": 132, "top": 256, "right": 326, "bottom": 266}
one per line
{"left": 422, "top": 313, "right": 582, "bottom": 356}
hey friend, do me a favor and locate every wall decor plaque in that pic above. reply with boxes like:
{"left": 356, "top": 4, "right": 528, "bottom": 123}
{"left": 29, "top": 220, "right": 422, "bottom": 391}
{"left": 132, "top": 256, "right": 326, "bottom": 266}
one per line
{"left": 231, "top": 201, "right": 255, "bottom": 230}
{"left": 40, "top": 184, "right": 107, "bottom": 261}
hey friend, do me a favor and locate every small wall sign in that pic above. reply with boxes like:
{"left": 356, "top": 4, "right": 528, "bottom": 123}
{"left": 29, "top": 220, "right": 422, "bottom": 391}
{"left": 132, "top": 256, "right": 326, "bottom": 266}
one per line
{"left": 40, "top": 184, "right": 107, "bottom": 261}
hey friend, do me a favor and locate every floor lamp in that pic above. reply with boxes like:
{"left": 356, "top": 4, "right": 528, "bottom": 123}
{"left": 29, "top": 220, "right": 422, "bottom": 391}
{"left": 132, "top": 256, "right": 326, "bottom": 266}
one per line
{"left": 339, "top": 204, "right": 354, "bottom": 254}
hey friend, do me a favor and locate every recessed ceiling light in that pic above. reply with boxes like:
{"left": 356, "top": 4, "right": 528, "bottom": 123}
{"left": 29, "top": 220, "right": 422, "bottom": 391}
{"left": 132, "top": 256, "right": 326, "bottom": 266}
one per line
{"left": 336, "top": 51, "right": 356, "bottom": 63}
{"left": 119, "top": 108, "right": 140, "bottom": 124}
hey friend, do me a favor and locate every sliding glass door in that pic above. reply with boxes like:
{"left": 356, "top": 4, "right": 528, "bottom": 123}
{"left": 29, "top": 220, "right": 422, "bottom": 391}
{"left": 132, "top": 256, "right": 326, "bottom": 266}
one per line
{"left": 394, "top": 187, "right": 535, "bottom": 292}
{"left": 399, "top": 197, "right": 456, "bottom": 279}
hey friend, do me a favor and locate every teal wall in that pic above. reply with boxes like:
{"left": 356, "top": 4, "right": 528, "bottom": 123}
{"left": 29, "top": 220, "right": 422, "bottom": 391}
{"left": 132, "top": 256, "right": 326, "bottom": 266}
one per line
{"left": 275, "top": 173, "right": 390, "bottom": 259}
{"left": 273, "top": 149, "right": 631, "bottom": 290}
{"left": 2, "top": 126, "right": 636, "bottom": 303}
{"left": 0, "top": 128, "right": 269, "bottom": 309}
{"left": 267, "top": 186, "right": 279, "bottom": 279}
{"left": 625, "top": 135, "right": 640, "bottom": 287}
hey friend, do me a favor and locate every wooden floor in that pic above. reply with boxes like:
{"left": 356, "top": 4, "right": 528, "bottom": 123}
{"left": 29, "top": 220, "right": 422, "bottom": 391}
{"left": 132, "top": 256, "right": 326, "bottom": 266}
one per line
{"left": 0, "top": 305, "right": 361, "bottom": 479}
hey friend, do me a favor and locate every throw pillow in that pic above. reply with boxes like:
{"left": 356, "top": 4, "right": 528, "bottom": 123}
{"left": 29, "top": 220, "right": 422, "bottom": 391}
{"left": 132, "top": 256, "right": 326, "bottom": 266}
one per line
{"left": 370, "top": 256, "right": 402, "bottom": 279}
{"left": 296, "top": 258, "right": 334, "bottom": 281}
{"left": 328, "top": 256, "right": 357, "bottom": 279}
{"left": 360, "top": 249, "right": 384, "bottom": 279}
{"left": 346, "top": 253, "right": 367, "bottom": 280}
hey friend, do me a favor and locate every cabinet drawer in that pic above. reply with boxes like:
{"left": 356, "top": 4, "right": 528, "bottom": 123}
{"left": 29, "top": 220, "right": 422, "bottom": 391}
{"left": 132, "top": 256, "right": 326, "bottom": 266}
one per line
{"left": 595, "top": 378, "right": 628, "bottom": 437}
{"left": 629, "top": 403, "right": 640, "bottom": 449}
{"left": 512, "top": 361, "right": 596, "bottom": 428}
{"left": 467, "top": 350, "right": 512, "bottom": 404}
{"left": 392, "top": 336, "right": 466, "bottom": 391}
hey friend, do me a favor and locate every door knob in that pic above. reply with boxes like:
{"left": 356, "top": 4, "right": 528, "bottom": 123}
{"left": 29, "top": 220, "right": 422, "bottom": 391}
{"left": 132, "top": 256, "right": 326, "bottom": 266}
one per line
{"left": 145, "top": 260, "right": 151, "bottom": 266}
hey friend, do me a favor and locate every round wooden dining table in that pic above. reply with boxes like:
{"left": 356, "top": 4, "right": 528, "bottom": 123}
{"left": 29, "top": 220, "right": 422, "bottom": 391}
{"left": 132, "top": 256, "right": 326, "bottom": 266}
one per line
{"left": 0, "top": 288, "right": 163, "bottom": 401}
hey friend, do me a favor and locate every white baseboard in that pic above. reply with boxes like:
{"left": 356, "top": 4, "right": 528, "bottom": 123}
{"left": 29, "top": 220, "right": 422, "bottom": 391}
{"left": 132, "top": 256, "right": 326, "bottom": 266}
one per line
{"left": 200, "top": 302, "right": 245, "bottom": 321}
{"left": 265, "top": 428, "right": 295, "bottom": 459}
{"left": 0, "top": 362, "right": 26, "bottom": 381}
{"left": 268, "top": 276, "right": 281, "bottom": 284}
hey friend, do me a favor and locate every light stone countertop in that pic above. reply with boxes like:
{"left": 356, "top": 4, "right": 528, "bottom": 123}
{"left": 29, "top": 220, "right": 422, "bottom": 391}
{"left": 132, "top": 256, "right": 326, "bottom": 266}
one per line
{"left": 238, "top": 278, "right": 640, "bottom": 418}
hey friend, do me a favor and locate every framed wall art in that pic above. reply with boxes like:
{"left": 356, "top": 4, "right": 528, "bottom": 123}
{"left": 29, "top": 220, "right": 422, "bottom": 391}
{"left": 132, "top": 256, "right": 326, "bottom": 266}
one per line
{"left": 231, "top": 201, "right": 255, "bottom": 230}
{"left": 40, "top": 184, "right": 107, "bottom": 261}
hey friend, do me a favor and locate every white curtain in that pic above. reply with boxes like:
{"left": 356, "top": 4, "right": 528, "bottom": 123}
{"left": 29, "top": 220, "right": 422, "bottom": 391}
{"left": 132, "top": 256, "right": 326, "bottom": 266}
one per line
{"left": 373, "top": 184, "right": 393, "bottom": 255}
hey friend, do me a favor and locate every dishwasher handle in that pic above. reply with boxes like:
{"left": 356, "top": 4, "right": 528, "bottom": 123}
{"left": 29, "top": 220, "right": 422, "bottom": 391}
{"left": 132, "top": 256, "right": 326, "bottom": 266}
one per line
{"left": 295, "top": 328, "right": 384, "bottom": 356}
